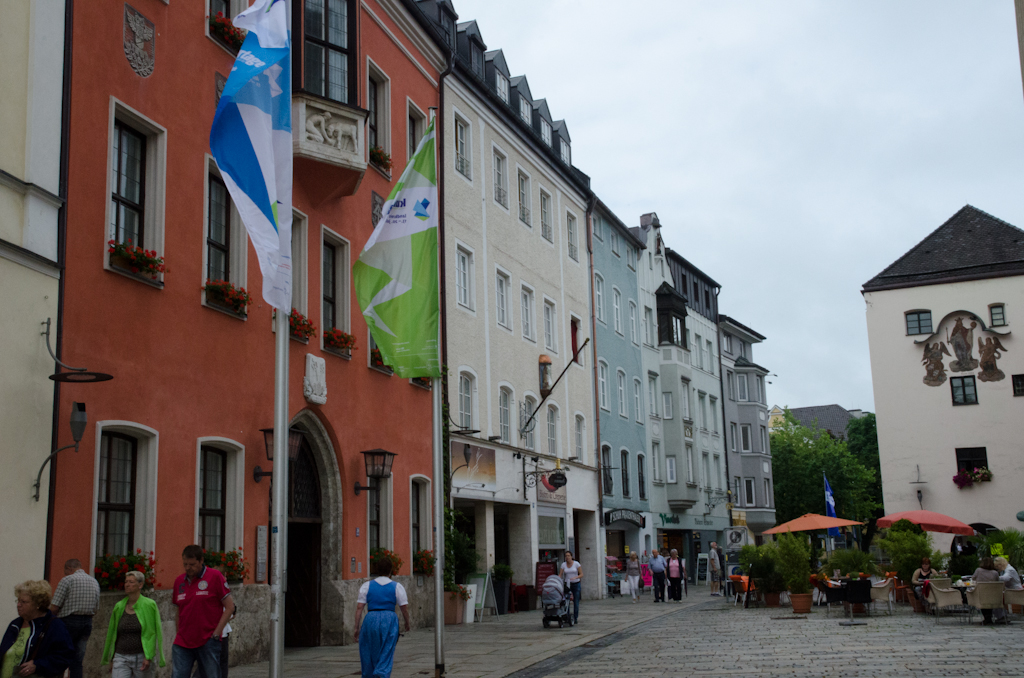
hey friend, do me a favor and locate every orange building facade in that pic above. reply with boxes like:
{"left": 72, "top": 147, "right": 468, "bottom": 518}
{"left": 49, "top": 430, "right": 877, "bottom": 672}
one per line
{"left": 51, "top": 0, "right": 444, "bottom": 651}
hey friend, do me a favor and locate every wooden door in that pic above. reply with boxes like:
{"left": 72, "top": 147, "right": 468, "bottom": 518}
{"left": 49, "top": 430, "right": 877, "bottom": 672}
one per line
{"left": 285, "top": 441, "right": 322, "bottom": 647}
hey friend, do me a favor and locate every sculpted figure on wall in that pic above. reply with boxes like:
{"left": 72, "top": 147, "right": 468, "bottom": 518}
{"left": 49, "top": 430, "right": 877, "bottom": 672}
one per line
{"left": 921, "top": 341, "right": 951, "bottom": 387}
{"left": 947, "top": 317, "right": 979, "bottom": 372}
{"left": 123, "top": 4, "right": 155, "bottom": 78}
{"left": 306, "top": 109, "right": 357, "bottom": 152}
{"left": 977, "top": 336, "right": 1008, "bottom": 382}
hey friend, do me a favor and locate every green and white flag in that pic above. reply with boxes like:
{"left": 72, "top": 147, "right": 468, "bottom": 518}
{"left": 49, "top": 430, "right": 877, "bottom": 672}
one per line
{"left": 354, "top": 121, "right": 440, "bottom": 378}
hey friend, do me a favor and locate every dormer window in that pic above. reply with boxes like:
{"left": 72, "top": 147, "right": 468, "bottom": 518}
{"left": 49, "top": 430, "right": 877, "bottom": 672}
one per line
{"left": 519, "top": 96, "right": 531, "bottom": 124}
{"left": 541, "top": 120, "right": 552, "bottom": 146}
{"left": 496, "top": 74, "right": 509, "bottom": 104}
{"left": 560, "top": 139, "right": 570, "bottom": 165}
{"left": 442, "top": 14, "right": 455, "bottom": 48}
{"left": 472, "top": 45, "right": 483, "bottom": 76}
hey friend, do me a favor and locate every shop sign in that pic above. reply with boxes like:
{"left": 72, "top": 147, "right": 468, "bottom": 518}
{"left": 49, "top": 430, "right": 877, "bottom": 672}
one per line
{"left": 537, "top": 472, "right": 567, "bottom": 504}
{"left": 450, "top": 443, "right": 496, "bottom": 491}
{"left": 659, "top": 513, "right": 680, "bottom": 525}
{"left": 606, "top": 509, "right": 645, "bottom": 528}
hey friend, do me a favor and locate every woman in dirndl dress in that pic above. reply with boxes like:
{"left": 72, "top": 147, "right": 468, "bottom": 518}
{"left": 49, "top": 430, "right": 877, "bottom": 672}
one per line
{"left": 354, "top": 555, "right": 411, "bottom": 678}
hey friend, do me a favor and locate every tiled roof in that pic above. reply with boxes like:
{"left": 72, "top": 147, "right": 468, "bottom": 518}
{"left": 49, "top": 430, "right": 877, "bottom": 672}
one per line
{"left": 862, "top": 205, "right": 1024, "bottom": 291}
{"left": 787, "top": 405, "right": 858, "bottom": 440}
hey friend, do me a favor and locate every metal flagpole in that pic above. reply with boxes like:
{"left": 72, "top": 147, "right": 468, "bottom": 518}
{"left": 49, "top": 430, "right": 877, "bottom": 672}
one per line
{"left": 432, "top": 376, "right": 445, "bottom": 678}
{"left": 269, "top": 312, "right": 289, "bottom": 678}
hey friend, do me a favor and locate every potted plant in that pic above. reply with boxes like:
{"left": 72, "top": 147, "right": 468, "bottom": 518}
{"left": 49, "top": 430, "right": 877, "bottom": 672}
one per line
{"left": 370, "top": 347, "right": 390, "bottom": 371}
{"left": 443, "top": 584, "right": 469, "bottom": 625}
{"left": 491, "top": 563, "right": 513, "bottom": 615}
{"left": 369, "top": 146, "right": 392, "bottom": 173}
{"left": 203, "top": 279, "right": 252, "bottom": 316}
{"left": 877, "top": 520, "right": 943, "bottom": 613}
{"left": 107, "top": 240, "right": 166, "bottom": 279}
{"left": 739, "top": 542, "right": 785, "bottom": 607}
{"left": 819, "top": 548, "right": 877, "bottom": 582}
{"left": 203, "top": 547, "right": 249, "bottom": 584}
{"left": 94, "top": 549, "right": 157, "bottom": 591}
{"left": 208, "top": 11, "right": 246, "bottom": 51}
{"left": 288, "top": 308, "right": 316, "bottom": 341}
{"left": 323, "top": 327, "right": 356, "bottom": 355}
{"left": 413, "top": 549, "right": 435, "bottom": 577}
{"left": 776, "top": 533, "right": 813, "bottom": 614}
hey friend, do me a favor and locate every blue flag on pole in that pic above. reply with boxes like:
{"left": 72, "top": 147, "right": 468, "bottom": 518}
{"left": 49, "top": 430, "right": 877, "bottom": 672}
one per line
{"left": 824, "top": 474, "right": 840, "bottom": 537}
{"left": 209, "top": 0, "right": 292, "bottom": 310}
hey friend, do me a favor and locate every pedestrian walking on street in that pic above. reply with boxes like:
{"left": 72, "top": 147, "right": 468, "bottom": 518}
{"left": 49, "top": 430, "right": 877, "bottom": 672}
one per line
{"left": 49, "top": 558, "right": 99, "bottom": 678}
{"left": 354, "top": 554, "right": 410, "bottom": 678}
{"left": 625, "top": 553, "right": 642, "bottom": 603}
{"left": 101, "top": 570, "right": 165, "bottom": 677}
{"left": 559, "top": 552, "right": 583, "bottom": 624}
{"left": 709, "top": 542, "right": 721, "bottom": 596}
{"left": 171, "top": 545, "right": 235, "bottom": 678}
{"left": 667, "top": 549, "right": 686, "bottom": 602}
{"left": 2, "top": 580, "right": 75, "bottom": 678}
{"left": 648, "top": 550, "right": 667, "bottom": 603}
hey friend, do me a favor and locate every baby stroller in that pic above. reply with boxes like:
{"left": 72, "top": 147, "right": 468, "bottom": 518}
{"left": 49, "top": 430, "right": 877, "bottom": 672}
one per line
{"left": 541, "top": 574, "right": 574, "bottom": 628}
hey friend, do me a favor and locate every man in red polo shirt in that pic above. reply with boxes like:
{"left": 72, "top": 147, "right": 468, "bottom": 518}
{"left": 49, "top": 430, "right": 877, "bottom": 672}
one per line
{"left": 172, "top": 545, "right": 235, "bottom": 678}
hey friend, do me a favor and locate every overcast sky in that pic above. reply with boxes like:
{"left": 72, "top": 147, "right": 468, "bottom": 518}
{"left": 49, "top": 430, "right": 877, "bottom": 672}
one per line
{"left": 452, "top": 0, "right": 1024, "bottom": 412}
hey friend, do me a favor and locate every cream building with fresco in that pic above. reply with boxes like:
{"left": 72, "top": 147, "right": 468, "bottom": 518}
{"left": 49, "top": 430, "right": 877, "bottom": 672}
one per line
{"left": 863, "top": 206, "right": 1024, "bottom": 540}
{"left": 1, "top": 0, "right": 67, "bottom": 594}
{"left": 425, "top": 12, "right": 602, "bottom": 600}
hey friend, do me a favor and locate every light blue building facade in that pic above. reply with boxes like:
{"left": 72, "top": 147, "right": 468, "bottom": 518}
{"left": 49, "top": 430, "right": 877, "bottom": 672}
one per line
{"left": 592, "top": 201, "right": 652, "bottom": 565}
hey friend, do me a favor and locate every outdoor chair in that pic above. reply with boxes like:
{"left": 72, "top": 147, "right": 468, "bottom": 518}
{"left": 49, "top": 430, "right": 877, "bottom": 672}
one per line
{"left": 870, "top": 578, "right": 895, "bottom": 615}
{"left": 730, "top": 575, "right": 748, "bottom": 606}
{"left": 966, "top": 582, "right": 1006, "bottom": 624}
{"left": 931, "top": 587, "right": 969, "bottom": 624}
{"left": 845, "top": 579, "right": 872, "bottom": 618}
{"left": 925, "top": 578, "right": 952, "bottom": 612}
{"left": 1003, "top": 589, "right": 1024, "bottom": 620}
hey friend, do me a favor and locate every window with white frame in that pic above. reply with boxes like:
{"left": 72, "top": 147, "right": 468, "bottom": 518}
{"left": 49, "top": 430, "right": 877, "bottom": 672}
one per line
{"left": 471, "top": 44, "right": 483, "bottom": 75}
{"left": 407, "top": 105, "right": 425, "bottom": 165}
{"left": 523, "top": 396, "right": 536, "bottom": 450}
{"left": 366, "top": 66, "right": 390, "bottom": 158}
{"left": 595, "top": 274, "right": 605, "bottom": 323}
{"left": 680, "top": 384, "right": 690, "bottom": 419}
{"left": 610, "top": 230, "right": 619, "bottom": 256}
{"left": 652, "top": 441, "right": 662, "bottom": 482}
{"left": 709, "top": 396, "right": 718, "bottom": 433}
{"left": 546, "top": 406, "right": 558, "bottom": 457}
{"left": 456, "top": 247, "right": 473, "bottom": 309}
{"left": 519, "top": 95, "right": 531, "bottom": 123}
{"left": 598, "top": 361, "right": 609, "bottom": 410}
{"left": 740, "top": 424, "right": 751, "bottom": 452}
{"left": 593, "top": 215, "right": 603, "bottom": 241}
{"left": 567, "top": 213, "right": 579, "bottom": 261}
{"left": 629, "top": 302, "right": 638, "bottom": 344}
{"left": 496, "top": 73, "right": 509, "bottom": 104}
{"left": 321, "top": 228, "right": 350, "bottom": 337}
{"left": 96, "top": 432, "right": 138, "bottom": 557}
{"left": 685, "top": 444, "right": 694, "bottom": 483}
{"left": 495, "top": 271, "right": 510, "bottom": 329}
{"left": 666, "top": 455, "right": 677, "bottom": 483}
{"left": 714, "top": 455, "right": 722, "bottom": 490}
{"left": 704, "top": 339, "right": 713, "bottom": 374}
{"left": 627, "top": 246, "right": 636, "bottom": 270}
{"left": 760, "top": 425, "right": 768, "bottom": 453}
{"left": 108, "top": 106, "right": 166, "bottom": 271}
{"left": 730, "top": 423, "right": 737, "bottom": 451}
{"left": 702, "top": 452, "right": 711, "bottom": 489}
{"left": 560, "top": 139, "right": 570, "bottom": 165}
{"left": 644, "top": 307, "right": 654, "bottom": 345}
{"left": 541, "top": 119, "right": 552, "bottom": 146}
{"left": 543, "top": 300, "right": 556, "bottom": 351}
{"left": 198, "top": 446, "right": 227, "bottom": 550}
{"left": 540, "top": 191, "right": 552, "bottom": 242}
{"left": 454, "top": 116, "right": 471, "bottom": 178}
{"left": 756, "top": 375, "right": 765, "bottom": 404}
{"left": 521, "top": 286, "right": 535, "bottom": 340}
{"left": 744, "top": 478, "right": 755, "bottom": 507}
{"left": 493, "top": 151, "right": 508, "bottom": 207}
{"left": 633, "top": 380, "right": 642, "bottom": 422}
{"left": 694, "top": 334, "right": 703, "bottom": 369}
{"left": 574, "top": 416, "right": 584, "bottom": 461}
{"left": 290, "top": 212, "right": 308, "bottom": 314}
{"left": 499, "top": 387, "right": 511, "bottom": 443}
{"left": 663, "top": 392, "right": 673, "bottom": 419}
{"left": 726, "top": 370, "right": 735, "bottom": 400}
{"left": 648, "top": 375, "right": 658, "bottom": 417}
{"left": 991, "top": 304, "right": 1006, "bottom": 327}
{"left": 612, "top": 289, "right": 622, "bottom": 334}
{"left": 458, "top": 373, "right": 474, "bottom": 428}
{"left": 737, "top": 374, "right": 748, "bottom": 401}
{"left": 617, "top": 370, "right": 627, "bottom": 417}
{"left": 698, "top": 393, "right": 707, "bottom": 429}
{"left": 517, "top": 172, "right": 531, "bottom": 225}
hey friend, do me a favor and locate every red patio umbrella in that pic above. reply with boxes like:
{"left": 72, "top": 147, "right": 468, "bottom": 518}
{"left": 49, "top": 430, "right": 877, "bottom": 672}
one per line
{"left": 763, "top": 513, "right": 862, "bottom": 534}
{"left": 876, "top": 510, "right": 974, "bottom": 535}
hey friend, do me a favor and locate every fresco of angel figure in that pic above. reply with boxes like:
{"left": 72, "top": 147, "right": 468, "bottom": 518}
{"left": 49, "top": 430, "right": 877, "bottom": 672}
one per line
{"left": 921, "top": 341, "right": 951, "bottom": 386}
{"left": 947, "top": 317, "right": 979, "bottom": 372}
{"left": 977, "top": 336, "right": 1008, "bottom": 382}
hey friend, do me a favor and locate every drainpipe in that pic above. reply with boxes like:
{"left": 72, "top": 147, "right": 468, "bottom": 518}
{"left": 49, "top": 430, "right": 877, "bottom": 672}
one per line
{"left": 584, "top": 195, "right": 605, "bottom": 550}
{"left": 714, "top": 287, "right": 732, "bottom": 533}
{"left": 45, "top": 0, "right": 75, "bottom": 582}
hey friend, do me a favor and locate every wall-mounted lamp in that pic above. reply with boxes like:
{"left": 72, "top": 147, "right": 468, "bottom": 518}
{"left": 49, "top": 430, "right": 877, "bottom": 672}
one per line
{"left": 253, "top": 427, "right": 305, "bottom": 482}
{"left": 917, "top": 489, "right": 923, "bottom": 509}
{"left": 42, "top": 319, "right": 113, "bottom": 382}
{"left": 538, "top": 355, "right": 553, "bottom": 398}
{"left": 354, "top": 448, "right": 396, "bottom": 495}
{"left": 33, "top": 402, "right": 87, "bottom": 501}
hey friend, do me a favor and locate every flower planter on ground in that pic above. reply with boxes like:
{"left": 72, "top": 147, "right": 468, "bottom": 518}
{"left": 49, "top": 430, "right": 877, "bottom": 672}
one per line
{"left": 444, "top": 591, "right": 464, "bottom": 625}
{"left": 789, "top": 592, "right": 813, "bottom": 614}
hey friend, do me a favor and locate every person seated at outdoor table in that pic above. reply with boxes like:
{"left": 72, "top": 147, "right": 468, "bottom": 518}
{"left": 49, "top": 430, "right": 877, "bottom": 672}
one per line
{"left": 995, "top": 557, "right": 1022, "bottom": 591}
{"left": 911, "top": 557, "right": 936, "bottom": 601}
{"left": 972, "top": 557, "right": 1001, "bottom": 625}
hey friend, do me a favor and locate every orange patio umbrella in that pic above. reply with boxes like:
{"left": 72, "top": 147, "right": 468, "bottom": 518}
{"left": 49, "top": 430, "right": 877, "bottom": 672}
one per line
{"left": 876, "top": 510, "right": 974, "bottom": 536}
{"left": 763, "top": 513, "right": 863, "bottom": 535}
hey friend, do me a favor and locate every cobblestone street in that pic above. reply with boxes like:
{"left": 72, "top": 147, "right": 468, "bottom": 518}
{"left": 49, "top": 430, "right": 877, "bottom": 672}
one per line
{"left": 230, "top": 593, "right": 1024, "bottom": 677}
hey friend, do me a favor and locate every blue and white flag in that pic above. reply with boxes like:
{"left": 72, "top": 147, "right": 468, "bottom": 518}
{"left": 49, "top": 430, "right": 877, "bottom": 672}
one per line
{"left": 210, "top": 0, "right": 292, "bottom": 310}
{"left": 824, "top": 474, "right": 840, "bottom": 537}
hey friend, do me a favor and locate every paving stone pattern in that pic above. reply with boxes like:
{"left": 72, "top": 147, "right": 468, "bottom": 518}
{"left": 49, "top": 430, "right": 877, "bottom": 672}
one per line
{"left": 230, "top": 595, "right": 1024, "bottom": 678}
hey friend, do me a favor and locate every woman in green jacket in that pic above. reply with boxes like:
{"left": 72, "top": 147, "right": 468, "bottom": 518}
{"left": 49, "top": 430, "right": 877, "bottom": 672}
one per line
{"left": 101, "top": 571, "right": 165, "bottom": 676}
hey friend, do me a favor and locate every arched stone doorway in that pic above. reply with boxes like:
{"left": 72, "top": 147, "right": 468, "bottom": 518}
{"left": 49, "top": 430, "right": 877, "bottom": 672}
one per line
{"left": 284, "top": 410, "right": 344, "bottom": 647}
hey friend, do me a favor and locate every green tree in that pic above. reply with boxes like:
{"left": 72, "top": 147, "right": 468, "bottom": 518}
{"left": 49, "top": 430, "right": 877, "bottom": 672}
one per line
{"left": 770, "top": 410, "right": 880, "bottom": 536}
{"left": 845, "top": 413, "right": 884, "bottom": 550}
